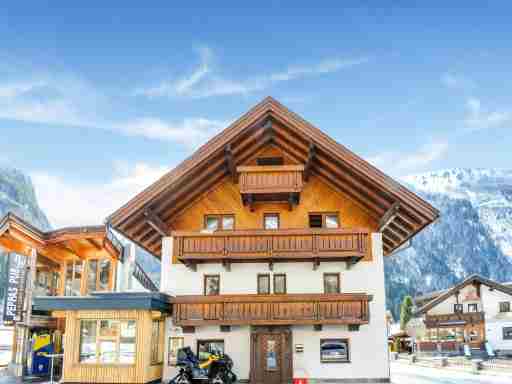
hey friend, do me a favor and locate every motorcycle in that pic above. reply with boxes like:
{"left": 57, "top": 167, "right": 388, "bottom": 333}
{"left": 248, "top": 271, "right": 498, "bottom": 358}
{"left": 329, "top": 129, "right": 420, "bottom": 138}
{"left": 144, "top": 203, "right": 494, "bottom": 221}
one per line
{"left": 169, "top": 346, "right": 237, "bottom": 384}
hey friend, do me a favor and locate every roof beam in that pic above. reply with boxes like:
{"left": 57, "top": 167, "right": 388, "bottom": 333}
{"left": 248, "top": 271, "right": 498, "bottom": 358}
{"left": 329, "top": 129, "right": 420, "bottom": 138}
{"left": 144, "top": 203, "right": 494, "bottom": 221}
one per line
{"left": 144, "top": 208, "right": 169, "bottom": 237}
{"left": 303, "top": 142, "right": 315, "bottom": 182}
{"left": 379, "top": 202, "right": 401, "bottom": 232}
{"left": 225, "top": 144, "right": 238, "bottom": 183}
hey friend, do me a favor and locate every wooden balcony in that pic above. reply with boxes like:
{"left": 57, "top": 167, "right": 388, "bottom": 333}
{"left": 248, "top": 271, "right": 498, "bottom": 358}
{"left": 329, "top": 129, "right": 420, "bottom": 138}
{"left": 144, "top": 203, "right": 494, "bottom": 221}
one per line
{"left": 173, "top": 293, "right": 371, "bottom": 326}
{"left": 237, "top": 165, "right": 304, "bottom": 209}
{"left": 172, "top": 228, "right": 370, "bottom": 269}
{"left": 424, "top": 312, "right": 485, "bottom": 328}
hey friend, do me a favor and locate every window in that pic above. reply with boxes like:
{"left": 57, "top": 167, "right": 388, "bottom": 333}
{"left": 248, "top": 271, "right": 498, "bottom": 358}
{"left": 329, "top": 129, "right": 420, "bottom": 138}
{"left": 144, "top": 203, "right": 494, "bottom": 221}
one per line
{"left": 273, "top": 274, "right": 287, "bottom": 294}
{"left": 79, "top": 319, "right": 136, "bottom": 364}
{"left": 151, "top": 319, "right": 164, "bottom": 365}
{"left": 204, "top": 275, "right": 220, "bottom": 295}
{"left": 324, "top": 273, "right": 340, "bottom": 294}
{"left": 468, "top": 303, "right": 478, "bottom": 313}
{"left": 264, "top": 213, "right": 280, "bottom": 230}
{"left": 320, "top": 339, "right": 349, "bottom": 363}
{"left": 454, "top": 304, "right": 463, "bottom": 313}
{"left": 499, "top": 301, "right": 511, "bottom": 313}
{"left": 64, "top": 260, "right": 83, "bottom": 296}
{"left": 257, "top": 157, "right": 283, "bottom": 166}
{"left": 503, "top": 327, "right": 512, "bottom": 341}
{"left": 204, "top": 215, "right": 235, "bottom": 231}
{"left": 308, "top": 213, "right": 340, "bottom": 229}
{"left": 86, "top": 259, "right": 112, "bottom": 293}
{"left": 257, "top": 274, "right": 270, "bottom": 295}
{"left": 197, "top": 340, "right": 224, "bottom": 363}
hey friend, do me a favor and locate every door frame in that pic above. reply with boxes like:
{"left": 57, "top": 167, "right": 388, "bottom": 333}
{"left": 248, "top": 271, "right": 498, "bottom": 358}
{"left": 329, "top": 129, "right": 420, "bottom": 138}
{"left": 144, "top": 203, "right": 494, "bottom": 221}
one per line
{"left": 250, "top": 326, "right": 293, "bottom": 384}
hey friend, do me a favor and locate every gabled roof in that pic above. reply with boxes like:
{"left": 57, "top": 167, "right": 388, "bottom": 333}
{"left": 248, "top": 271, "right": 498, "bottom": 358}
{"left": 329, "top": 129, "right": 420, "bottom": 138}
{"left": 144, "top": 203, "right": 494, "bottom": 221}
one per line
{"left": 108, "top": 97, "right": 439, "bottom": 257}
{"left": 415, "top": 274, "right": 512, "bottom": 315}
{"left": 0, "top": 212, "right": 121, "bottom": 262}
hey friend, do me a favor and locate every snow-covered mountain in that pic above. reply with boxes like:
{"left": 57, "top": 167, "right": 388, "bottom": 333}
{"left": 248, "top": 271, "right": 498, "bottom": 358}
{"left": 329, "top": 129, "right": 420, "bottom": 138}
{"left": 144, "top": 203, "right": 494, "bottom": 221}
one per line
{"left": 385, "top": 168, "right": 512, "bottom": 318}
{"left": 403, "top": 168, "right": 512, "bottom": 257}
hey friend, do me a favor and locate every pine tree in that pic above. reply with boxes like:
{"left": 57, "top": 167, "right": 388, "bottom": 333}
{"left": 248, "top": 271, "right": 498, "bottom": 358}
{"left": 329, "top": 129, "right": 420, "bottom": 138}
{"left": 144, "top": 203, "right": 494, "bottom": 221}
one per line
{"left": 400, "top": 295, "right": 414, "bottom": 331}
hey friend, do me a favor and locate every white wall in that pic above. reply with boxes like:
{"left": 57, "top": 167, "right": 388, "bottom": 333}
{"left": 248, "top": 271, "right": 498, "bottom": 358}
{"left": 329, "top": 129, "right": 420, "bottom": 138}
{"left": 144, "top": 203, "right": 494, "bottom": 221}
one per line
{"left": 481, "top": 285, "right": 512, "bottom": 351}
{"left": 161, "top": 234, "right": 389, "bottom": 381}
{"left": 427, "top": 284, "right": 482, "bottom": 316}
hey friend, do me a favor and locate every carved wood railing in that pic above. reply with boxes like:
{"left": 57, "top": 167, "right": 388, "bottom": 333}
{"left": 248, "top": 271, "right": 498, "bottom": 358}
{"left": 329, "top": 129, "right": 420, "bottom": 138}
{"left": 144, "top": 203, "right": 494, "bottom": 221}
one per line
{"left": 173, "top": 293, "right": 371, "bottom": 326}
{"left": 172, "top": 228, "right": 371, "bottom": 263}
{"left": 424, "top": 312, "right": 485, "bottom": 327}
{"left": 237, "top": 165, "right": 304, "bottom": 194}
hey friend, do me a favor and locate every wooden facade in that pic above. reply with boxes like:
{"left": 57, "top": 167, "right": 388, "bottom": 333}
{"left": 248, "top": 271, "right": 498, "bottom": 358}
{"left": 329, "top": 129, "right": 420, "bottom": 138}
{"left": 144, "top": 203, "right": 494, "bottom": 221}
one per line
{"left": 61, "top": 309, "right": 164, "bottom": 383}
{"left": 108, "top": 97, "right": 439, "bottom": 257}
{"left": 173, "top": 293, "right": 371, "bottom": 326}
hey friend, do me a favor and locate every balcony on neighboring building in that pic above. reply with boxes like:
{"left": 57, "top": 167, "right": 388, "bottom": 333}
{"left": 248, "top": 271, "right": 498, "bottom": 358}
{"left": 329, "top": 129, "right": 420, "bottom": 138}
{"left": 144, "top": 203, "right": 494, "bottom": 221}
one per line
{"left": 171, "top": 228, "right": 371, "bottom": 270}
{"left": 237, "top": 165, "right": 305, "bottom": 209}
{"left": 172, "top": 293, "right": 371, "bottom": 326}
{"left": 424, "top": 312, "right": 485, "bottom": 328}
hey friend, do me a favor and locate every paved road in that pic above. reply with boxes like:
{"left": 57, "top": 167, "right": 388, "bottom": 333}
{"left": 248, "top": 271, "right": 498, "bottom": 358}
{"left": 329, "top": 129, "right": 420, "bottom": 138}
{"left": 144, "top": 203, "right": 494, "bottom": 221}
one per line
{"left": 391, "top": 362, "right": 511, "bottom": 384}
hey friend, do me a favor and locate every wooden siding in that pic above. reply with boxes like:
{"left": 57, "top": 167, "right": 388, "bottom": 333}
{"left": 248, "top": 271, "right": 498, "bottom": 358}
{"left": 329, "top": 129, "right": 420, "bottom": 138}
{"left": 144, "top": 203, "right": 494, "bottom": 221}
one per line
{"left": 171, "top": 174, "right": 378, "bottom": 262}
{"left": 62, "top": 309, "right": 163, "bottom": 383}
{"left": 172, "top": 228, "right": 370, "bottom": 263}
{"left": 173, "top": 293, "right": 370, "bottom": 326}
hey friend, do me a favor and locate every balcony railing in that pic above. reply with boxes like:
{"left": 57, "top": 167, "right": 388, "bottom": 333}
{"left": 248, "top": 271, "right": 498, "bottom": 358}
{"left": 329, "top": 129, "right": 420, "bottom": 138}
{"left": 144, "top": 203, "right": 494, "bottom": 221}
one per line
{"left": 237, "top": 165, "right": 304, "bottom": 195}
{"left": 172, "top": 228, "right": 371, "bottom": 264}
{"left": 173, "top": 293, "right": 371, "bottom": 326}
{"left": 424, "top": 312, "right": 485, "bottom": 327}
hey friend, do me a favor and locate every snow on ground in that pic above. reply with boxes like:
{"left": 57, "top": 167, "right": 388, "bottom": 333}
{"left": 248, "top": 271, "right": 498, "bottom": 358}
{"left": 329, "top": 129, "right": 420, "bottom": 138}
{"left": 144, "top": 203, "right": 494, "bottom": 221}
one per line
{"left": 391, "top": 361, "right": 512, "bottom": 384}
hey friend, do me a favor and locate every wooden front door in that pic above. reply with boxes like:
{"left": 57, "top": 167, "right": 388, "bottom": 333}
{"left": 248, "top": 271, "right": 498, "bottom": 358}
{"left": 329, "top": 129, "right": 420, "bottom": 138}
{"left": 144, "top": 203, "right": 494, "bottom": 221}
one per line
{"left": 250, "top": 327, "right": 292, "bottom": 384}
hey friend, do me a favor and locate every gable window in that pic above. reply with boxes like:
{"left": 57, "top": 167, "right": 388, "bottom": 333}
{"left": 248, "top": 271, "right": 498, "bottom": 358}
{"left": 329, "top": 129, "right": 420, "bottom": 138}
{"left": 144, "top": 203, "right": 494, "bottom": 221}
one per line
{"left": 309, "top": 213, "right": 340, "bottom": 229}
{"left": 86, "top": 258, "right": 112, "bottom": 294}
{"left": 257, "top": 274, "right": 270, "bottom": 295}
{"left": 264, "top": 213, "right": 280, "bottom": 230}
{"left": 64, "top": 260, "right": 83, "bottom": 296}
{"left": 324, "top": 273, "right": 340, "bottom": 294}
{"left": 204, "top": 275, "right": 220, "bottom": 296}
{"left": 499, "top": 301, "right": 511, "bottom": 313}
{"left": 273, "top": 274, "right": 287, "bottom": 294}
{"left": 454, "top": 304, "right": 463, "bottom": 314}
{"left": 503, "top": 327, "right": 512, "bottom": 340}
{"left": 468, "top": 303, "right": 478, "bottom": 313}
{"left": 204, "top": 215, "right": 235, "bottom": 231}
{"left": 257, "top": 157, "right": 284, "bottom": 166}
{"left": 320, "top": 339, "right": 349, "bottom": 363}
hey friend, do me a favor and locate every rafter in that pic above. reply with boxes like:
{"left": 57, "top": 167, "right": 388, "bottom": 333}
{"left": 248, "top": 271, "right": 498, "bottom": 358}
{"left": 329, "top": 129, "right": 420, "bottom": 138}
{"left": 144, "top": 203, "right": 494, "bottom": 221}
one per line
{"left": 303, "top": 142, "right": 315, "bottom": 181}
{"left": 379, "top": 202, "right": 401, "bottom": 232}
{"left": 144, "top": 208, "right": 169, "bottom": 237}
{"left": 225, "top": 144, "right": 237, "bottom": 183}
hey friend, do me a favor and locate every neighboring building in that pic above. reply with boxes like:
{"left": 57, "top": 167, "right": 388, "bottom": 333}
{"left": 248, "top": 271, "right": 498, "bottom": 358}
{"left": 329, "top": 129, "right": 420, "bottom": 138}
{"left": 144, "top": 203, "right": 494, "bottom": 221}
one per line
{"left": 107, "top": 97, "right": 439, "bottom": 383}
{"left": 0, "top": 213, "right": 160, "bottom": 381}
{"left": 414, "top": 274, "right": 512, "bottom": 355}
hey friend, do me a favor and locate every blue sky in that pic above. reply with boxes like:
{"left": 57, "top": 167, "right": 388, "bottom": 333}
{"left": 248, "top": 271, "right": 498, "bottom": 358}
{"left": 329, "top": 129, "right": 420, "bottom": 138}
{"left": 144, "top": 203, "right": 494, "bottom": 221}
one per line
{"left": 1, "top": 2, "right": 511, "bottom": 228}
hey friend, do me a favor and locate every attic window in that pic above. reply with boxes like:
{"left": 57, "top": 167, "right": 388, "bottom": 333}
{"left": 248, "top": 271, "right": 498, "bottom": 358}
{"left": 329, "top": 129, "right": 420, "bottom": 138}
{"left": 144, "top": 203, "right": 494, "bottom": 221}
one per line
{"left": 257, "top": 157, "right": 283, "bottom": 166}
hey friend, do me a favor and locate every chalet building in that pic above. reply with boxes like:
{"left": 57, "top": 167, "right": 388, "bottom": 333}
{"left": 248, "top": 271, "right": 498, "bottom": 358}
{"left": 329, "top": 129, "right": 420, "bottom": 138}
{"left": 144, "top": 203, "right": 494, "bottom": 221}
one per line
{"left": 1, "top": 97, "right": 438, "bottom": 383}
{"left": 0, "top": 213, "right": 163, "bottom": 382}
{"left": 414, "top": 275, "right": 512, "bottom": 356}
{"left": 107, "top": 97, "right": 439, "bottom": 383}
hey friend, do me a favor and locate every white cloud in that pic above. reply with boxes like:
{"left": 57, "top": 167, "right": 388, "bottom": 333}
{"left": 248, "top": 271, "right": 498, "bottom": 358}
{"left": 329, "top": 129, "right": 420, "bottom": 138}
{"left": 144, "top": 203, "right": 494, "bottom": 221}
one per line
{"left": 441, "top": 73, "right": 474, "bottom": 90}
{"left": 31, "top": 162, "right": 169, "bottom": 228}
{"left": 368, "top": 141, "right": 449, "bottom": 176}
{"left": 135, "top": 47, "right": 370, "bottom": 99}
{"left": 464, "top": 98, "right": 511, "bottom": 131}
{"left": 0, "top": 74, "right": 227, "bottom": 147}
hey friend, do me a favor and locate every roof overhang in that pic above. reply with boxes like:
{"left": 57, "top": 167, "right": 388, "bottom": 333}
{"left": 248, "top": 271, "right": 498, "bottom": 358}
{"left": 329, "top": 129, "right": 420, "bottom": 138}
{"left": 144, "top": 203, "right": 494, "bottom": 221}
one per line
{"left": 0, "top": 212, "right": 121, "bottom": 262}
{"left": 108, "top": 97, "right": 439, "bottom": 257}
{"left": 33, "top": 292, "right": 173, "bottom": 313}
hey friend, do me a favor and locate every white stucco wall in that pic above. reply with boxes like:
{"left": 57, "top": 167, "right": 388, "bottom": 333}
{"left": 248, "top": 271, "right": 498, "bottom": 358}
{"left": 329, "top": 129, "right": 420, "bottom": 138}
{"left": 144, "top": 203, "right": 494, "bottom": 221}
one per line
{"left": 427, "top": 284, "right": 482, "bottom": 316}
{"left": 481, "top": 285, "right": 512, "bottom": 351}
{"left": 161, "top": 233, "right": 389, "bottom": 381}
